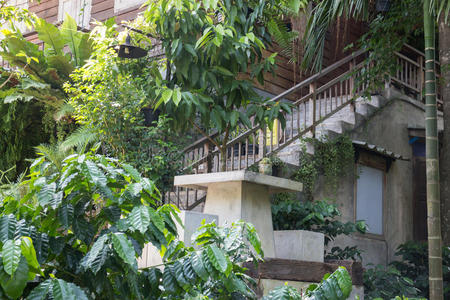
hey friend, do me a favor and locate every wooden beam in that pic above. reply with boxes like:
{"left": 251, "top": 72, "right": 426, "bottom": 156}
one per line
{"left": 244, "top": 258, "right": 363, "bottom": 286}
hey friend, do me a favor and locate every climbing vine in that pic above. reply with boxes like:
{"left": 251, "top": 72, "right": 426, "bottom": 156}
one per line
{"left": 295, "top": 135, "right": 354, "bottom": 200}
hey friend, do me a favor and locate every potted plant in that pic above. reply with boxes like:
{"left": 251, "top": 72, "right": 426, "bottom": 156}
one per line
{"left": 259, "top": 158, "right": 272, "bottom": 175}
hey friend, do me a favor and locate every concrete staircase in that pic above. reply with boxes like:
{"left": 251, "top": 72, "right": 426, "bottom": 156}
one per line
{"left": 277, "top": 95, "right": 389, "bottom": 166}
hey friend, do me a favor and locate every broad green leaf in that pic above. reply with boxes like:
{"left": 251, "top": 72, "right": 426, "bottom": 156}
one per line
{"left": 52, "top": 279, "right": 89, "bottom": 300}
{"left": 123, "top": 163, "right": 142, "bottom": 181}
{"left": 80, "top": 234, "right": 109, "bottom": 274}
{"left": 4, "top": 92, "right": 34, "bottom": 103}
{"left": 27, "top": 279, "right": 51, "bottom": 300}
{"left": 173, "top": 88, "right": 182, "bottom": 106}
{"left": 35, "top": 18, "right": 65, "bottom": 55}
{"left": 163, "top": 265, "right": 180, "bottom": 293}
{"left": 60, "top": 14, "right": 86, "bottom": 66}
{"left": 171, "top": 261, "right": 189, "bottom": 289}
{"left": 37, "top": 182, "right": 56, "bottom": 207}
{"left": 20, "top": 237, "right": 41, "bottom": 273}
{"left": 0, "top": 215, "right": 17, "bottom": 242}
{"left": 21, "top": 78, "right": 50, "bottom": 90}
{"left": 206, "top": 244, "right": 230, "bottom": 275}
{"left": 246, "top": 223, "right": 263, "bottom": 257}
{"left": 213, "top": 66, "right": 234, "bottom": 76}
{"left": 308, "top": 267, "right": 352, "bottom": 300}
{"left": 184, "top": 44, "right": 197, "bottom": 58}
{"left": 128, "top": 206, "right": 151, "bottom": 233}
{"left": 190, "top": 252, "right": 209, "bottom": 281}
{"left": 83, "top": 161, "right": 107, "bottom": 187}
{"left": 161, "top": 89, "right": 173, "bottom": 104}
{"left": 2, "top": 239, "right": 22, "bottom": 275}
{"left": 149, "top": 207, "right": 165, "bottom": 233}
{"left": 111, "top": 233, "right": 136, "bottom": 267}
{"left": 0, "top": 256, "right": 29, "bottom": 299}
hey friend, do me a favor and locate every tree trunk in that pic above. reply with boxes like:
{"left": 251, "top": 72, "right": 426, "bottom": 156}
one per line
{"left": 220, "top": 147, "right": 226, "bottom": 172}
{"left": 438, "top": 14, "right": 450, "bottom": 246}
{"left": 424, "top": 1, "right": 444, "bottom": 299}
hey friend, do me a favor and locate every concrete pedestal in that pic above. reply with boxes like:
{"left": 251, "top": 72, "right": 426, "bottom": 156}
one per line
{"left": 174, "top": 170, "right": 302, "bottom": 257}
{"left": 138, "top": 210, "right": 218, "bottom": 269}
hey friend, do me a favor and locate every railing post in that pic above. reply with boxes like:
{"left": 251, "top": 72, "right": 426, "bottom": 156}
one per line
{"left": 258, "top": 127, "right": 267, "bottom": 160}
{"left": 417, "top": 55, "right": 424, "bottom": 101}
{"left": 349, "top": 59, "right": 355, "bottom": 98}
{"left": 309, "top": 82, "right": 316, "bottom": 137}
{"left": 204, "top": 142, "right": 212, "bottom": 173}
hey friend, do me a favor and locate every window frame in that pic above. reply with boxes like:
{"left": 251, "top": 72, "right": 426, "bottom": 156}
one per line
{"left": 353, "top": 150, "right": 387, "bottom": 240}
{"left": 114, "top": 0, "right": 146, "bottom": 14}
{"left": 58, "top": 0, "right": 92, "bottom": 29}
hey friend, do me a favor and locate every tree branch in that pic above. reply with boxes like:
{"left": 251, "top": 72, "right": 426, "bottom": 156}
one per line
{"left": 188, "top": 119, "right": 221, "bottom": 150}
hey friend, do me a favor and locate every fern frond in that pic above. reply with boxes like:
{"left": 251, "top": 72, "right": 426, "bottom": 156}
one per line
{"left": 59, "top": 126, "right": 98, "bottom": 153}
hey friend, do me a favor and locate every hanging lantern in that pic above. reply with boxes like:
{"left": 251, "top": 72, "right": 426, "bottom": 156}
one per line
{"left": 116, "top": 34, "right": 148, "bottom": 59}
{"left": 376, "top": 0, "right": 390, "bottom": 12}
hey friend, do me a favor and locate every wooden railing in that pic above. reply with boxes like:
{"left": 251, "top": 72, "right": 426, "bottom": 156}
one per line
{"left": 167, "top": 44, "right": 442, "bottom": 209}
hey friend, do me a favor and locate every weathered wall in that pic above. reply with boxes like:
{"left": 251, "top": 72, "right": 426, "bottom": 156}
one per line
{"left": 315, "top": 93, "right": 436, "bottom": 266}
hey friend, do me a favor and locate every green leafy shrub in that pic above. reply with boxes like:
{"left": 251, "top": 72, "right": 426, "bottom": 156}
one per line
{"left": 263, "top": 267, "right": 353, "bottom": 300}
{"left": 0, "top": 150, "right": 267, "bottom": 298}
{"left": 363, "top": 265, "right": 420, "bottom": 299}
{"left": 0, "top": 149, "right": 356, "bottom": 299}
{"left": 295, "top": 135, "right": 354, "bottom": 200}
{"left": 364, "top": 241, "right": 450, "bottom": 299}
{"left": 272, "top": 198, "right": 366, "bottom": 245}
{"left": 390, "top": 241, "right": 450, "bottom": 299}
{"left": 272, "top": 197, "right": 366, "bottom": 261}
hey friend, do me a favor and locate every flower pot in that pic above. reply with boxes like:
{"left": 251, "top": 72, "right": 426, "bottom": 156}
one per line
{"left": 259, "top": 162, "right": 272, "bottom": 175}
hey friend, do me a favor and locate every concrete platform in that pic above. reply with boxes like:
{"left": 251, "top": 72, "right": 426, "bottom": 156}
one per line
{"left": 174, "top": 170, "right": 303, "bottom": 257}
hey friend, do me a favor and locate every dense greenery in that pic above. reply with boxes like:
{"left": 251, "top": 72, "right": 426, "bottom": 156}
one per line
{"left": 0, "top": 149, "right": 354, "bottom": 299}
{"left": 67, "top": 18, "right": 187, "bottom": 197}
{"left": 295, "top": 135, "right": 354, "bottom": 200}
{"left": 0, "top": 13, "right": 92, "bottom": 178}
{"left": 140, "top": 0, "right": 298, "bottom": 169}
{"left": 271, "top": 197, "right": 367, "bottom": 260}
{"left": 364, "top": 241, "right": 450, "bottom": 299}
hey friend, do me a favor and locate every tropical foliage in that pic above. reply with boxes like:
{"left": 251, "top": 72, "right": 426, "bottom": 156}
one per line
{"left": 140, "top": 0, "right": 299, "bottom": 169}
{"left": 364, "top": 241, "right": 450, "bottom": 299}
{"left": 0, "top": 11, "right": 93, "bottom": 178}
{"left": 0, "top": 149, "right": 354, "bottom": 299}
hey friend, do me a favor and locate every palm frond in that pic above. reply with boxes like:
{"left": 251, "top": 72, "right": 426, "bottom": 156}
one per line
{"left": 302, "top": 0, "right": 371, "bottom": 71}
{"left": 59, "top": 126, "right": 98, "bottom": 153}
{"left": 268, "top": 19, "right": 299, "bottom": 61}
{"left": 432, "top": 0, "right": 450, "bottom": 22}
{"left": 35, "top": 143, "right": 69, "bottom": 170}
{"left": 54, "top": 102, "right": 75, "bottom": 121}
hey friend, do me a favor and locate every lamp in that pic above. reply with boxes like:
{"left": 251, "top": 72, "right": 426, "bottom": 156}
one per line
{"left": 376, "top": 0, "right": 390, "bottom": 12}
{"left": 116, "top": 34, "right": 148, "bottom": 59}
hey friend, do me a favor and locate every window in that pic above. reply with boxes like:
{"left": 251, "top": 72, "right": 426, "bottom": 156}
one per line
{"left": 58, "top": 0, "right": 92, "bottom": 29}
{"left": 114, "top": 0, "right": 146, "bottom": 13}
{"left": 356, "top": 164, "right": 384, "bottom": 235}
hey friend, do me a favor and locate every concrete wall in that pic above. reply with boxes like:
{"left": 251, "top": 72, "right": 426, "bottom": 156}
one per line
{"left": 315, "top": 94, "right": 439, "bottom": 266}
